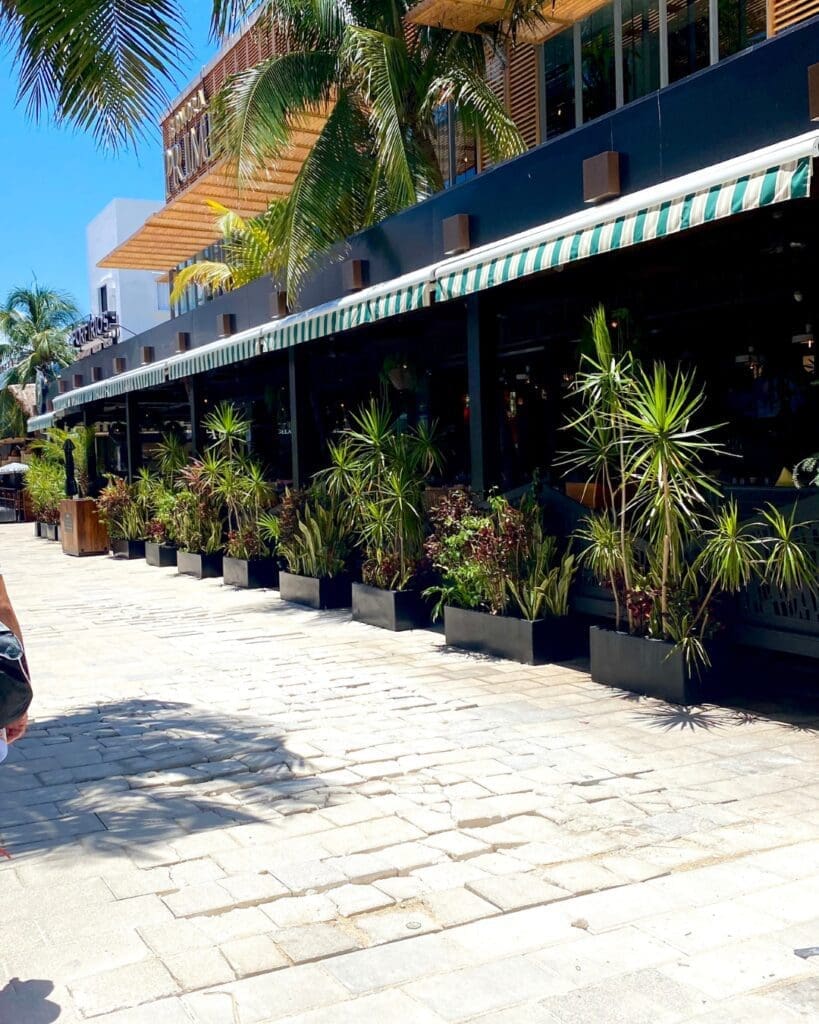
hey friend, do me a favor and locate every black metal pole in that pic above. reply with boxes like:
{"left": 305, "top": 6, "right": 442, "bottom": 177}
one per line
{"left": 288, "top": 347, "right": 303, "bottom": 489}
{"left": 466, "top": 294, "right": 497, "bottom": 496}
{"left": 184, "top": 377, "right": 204, "bottom": 457}
{"left": 124, "top": 393, "right": 141, "bottom": 482}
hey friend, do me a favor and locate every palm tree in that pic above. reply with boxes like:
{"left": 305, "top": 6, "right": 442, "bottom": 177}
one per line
{"left": 208, "top": 0, "right": 526, "bottom": 297}
{"left": 0, "top": 283, "right": 80, "bottom": 429}
{"left": 2, "top": 0, "right": 190, "bottom": 149}
{"left": 170, "top": 202, "right": 283, "bottom": 305}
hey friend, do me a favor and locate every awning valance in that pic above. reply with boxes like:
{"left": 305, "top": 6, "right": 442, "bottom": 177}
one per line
{"left": 52, "top": 363, "right": 167, "bottom": 412}
{"left": 166, "top": 331, "right": 261, "bottom": 380}
{"left": 27, "top": 412, "right": 54, "bottom": 432}
{"left": 435, "top": 130, "right": 818, "bottom": 302}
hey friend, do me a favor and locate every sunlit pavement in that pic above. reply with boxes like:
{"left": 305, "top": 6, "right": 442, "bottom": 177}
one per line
{"left": 1, "top": 521, "right": 818, "bottom": 1023}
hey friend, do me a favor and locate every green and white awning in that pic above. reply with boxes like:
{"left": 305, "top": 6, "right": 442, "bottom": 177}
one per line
{"left": 435, "top": 130, "right": 818, "bottom": 302}
{"left": 166, "top": 331, "right": 262, "bottom": 381}
{"left": 262, "top": 274, "right": 430, "bottom": 353}
{"left": 51, "top": 362, "right": 168, "bottom": 412}
{"left": 26, "top": 412, "right": 55, "bottom": 432}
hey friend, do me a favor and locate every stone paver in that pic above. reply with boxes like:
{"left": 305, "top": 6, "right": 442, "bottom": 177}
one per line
{"left": 1, "top": 523, "right": 819, "bottom": 1021}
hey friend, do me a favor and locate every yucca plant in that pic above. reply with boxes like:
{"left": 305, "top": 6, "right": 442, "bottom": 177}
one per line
{"left": 318, "top": 401, "right": 443, "bottom": 590}
{"left": 564, "top": 305, "right": 817, "bottom": 670}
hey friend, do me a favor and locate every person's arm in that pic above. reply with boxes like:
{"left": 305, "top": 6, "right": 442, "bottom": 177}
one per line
{"left": 0, "top": 576, "right": 23, "bottom": 644}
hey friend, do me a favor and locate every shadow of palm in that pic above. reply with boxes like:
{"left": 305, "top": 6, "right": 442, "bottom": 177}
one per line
{"left": 1, "top": 699, "right": 327, "bottom": 858}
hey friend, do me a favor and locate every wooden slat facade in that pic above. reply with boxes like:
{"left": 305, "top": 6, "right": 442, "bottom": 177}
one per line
{"left": 768, "top": 0, "right": 819, "bottom": 31}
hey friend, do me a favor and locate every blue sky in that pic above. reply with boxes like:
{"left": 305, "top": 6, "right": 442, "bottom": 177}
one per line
{"left": 0, "top": 2, "right": 218, "bottom": 313}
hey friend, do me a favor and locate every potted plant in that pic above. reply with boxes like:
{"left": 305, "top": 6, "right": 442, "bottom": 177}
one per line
{"left": 97, "top": 476, "right": 148, "bottom": 559}
{"left": 24, "top": 458, "right": 64, "bottom": 539}
{"left": 203, "top": 402, "right": 279, "bottom": 589}
{"left": 425, "top": 489, "right": 579, "bottom": 664}
{"left": 319, "top": 402, "right": 443, "bottom": 631}
{"left": 171, "top": 456, "right": 225, "bottom": 579}
{"left": 278, "top": 493, "right": 353, "bottom": 609}
{"left": 142, "top": 433, "right": 189, "bottom": 567}
{"left": 564, "top": 306, "right": 817, "bottom": 704}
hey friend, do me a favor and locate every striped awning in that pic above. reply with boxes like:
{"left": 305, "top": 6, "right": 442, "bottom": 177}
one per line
{"left": 435, "top": 130, "right": 819, "bottom": 302}
{"left": 51, "top": 363, "right": 168, "bottom": 412}
{"left": 166, "top": 331, "right": 262, "bottom": 381}
{"left": 262, "top": 273, "right": 431, "bottom": 353}
{"left": 27, "top": 412, "right": 55, "bottom": 432}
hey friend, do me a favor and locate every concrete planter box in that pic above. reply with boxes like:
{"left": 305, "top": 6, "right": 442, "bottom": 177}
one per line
{"left": 279, "top": 571, "right": 351, "bottom": 610}
{"left": 589, "top": 626, "right": 714, "bottom": 705}
{"left": 42, "top": 523, "right": 60, "bottom": 541}
{"left": 223, "top": 557, "right": 279, "bottom": 589}
{"left": 111, "top": 539, "right": 146, "bottom": 560}
{"left": 352, "top": 583, "right": 431, "bottom": 631}
{"left": 145, "top": 542, "right": 178, "bottom": 568}
{"left": 177, "top": 551, "right": 223, "bottom": 579}
{"left": 444, "top": 606, "right": 582, "bottom": 665}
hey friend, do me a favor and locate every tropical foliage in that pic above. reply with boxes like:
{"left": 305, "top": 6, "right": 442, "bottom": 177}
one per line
{"left": 209, "top": 0, "right": 526, "bottom": 296}
{"left": 1, "top": 0, "right": 189, "bottom": 149}
{"left": 424, "top": 489, "right": 576, "bottom": 621}
{"left": 97, "top": 476, "right": 148, "bottom": 541}
{"left": 563, "top": 305, "right": 817, "bottom": 668}
{"left": 278, "top": 494, "right": 353, "bottom": 579}
{"left": 319, "top": 401, "right": 443, "bottom": 590}
{"left": 24, "top": 458, "right": 64, "bottom": 524}
{"left": 0, "top": 284, "right": 79, "bottom": 436}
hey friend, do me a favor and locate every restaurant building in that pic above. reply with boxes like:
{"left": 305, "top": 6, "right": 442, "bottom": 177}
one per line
{"left": 28, "top": 1, "right": 819, "bottom": 656}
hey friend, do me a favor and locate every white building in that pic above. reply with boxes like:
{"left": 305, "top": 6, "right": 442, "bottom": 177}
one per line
{"left": 86, "top": 199, "right": 170, "bottom": 341}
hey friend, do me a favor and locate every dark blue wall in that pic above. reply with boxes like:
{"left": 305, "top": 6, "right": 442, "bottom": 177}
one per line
{"left": 52, "top": 15, "right": 819, "bottom": 409}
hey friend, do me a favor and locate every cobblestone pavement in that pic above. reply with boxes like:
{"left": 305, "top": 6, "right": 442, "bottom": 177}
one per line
{"left": 1, "top": 523, "right": 819, "bottom": 1023}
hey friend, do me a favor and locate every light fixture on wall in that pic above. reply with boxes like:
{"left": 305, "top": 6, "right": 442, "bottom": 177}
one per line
{"left": 793, "top": 324, "right": 815, "bottom": 375}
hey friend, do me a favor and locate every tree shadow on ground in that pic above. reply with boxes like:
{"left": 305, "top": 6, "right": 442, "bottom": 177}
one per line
{"left": 0, "top": 699, "right": 329, "bottom": 859}
{"left": 0, "top": 978, "right": 61, "bottom": 1023}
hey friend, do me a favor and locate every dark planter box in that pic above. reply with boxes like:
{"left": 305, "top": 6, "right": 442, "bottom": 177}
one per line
{"left": 177, "top": 551, "right": 223, "bottom": 579}
{"left": 444, "top": 605, "right": 583, "bottom": 665}
{"left": 279, "top": 571, "right": 351, "bottom": 609}
{"left": 352, "top": 583, "right": 431, "bottom": 631}
{"left": 145, "top": 542, "right": 178, "bottom": 568}
{"left": 589, "top": 626, "right": 714, "bottom": 705}
{"left": 223, "top": 557, "right": 279, "bottom": 589}
{"left": 34, "top": 521, "right": 43, "bottom": 538}
{"left": 111, "top": 539, "right": 146, "bottom": 560}
{"left": 43, "top": 523, "right": 60, "bottom": 541}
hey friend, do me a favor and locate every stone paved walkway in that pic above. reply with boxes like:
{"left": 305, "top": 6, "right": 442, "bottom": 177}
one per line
{"left": 1, "top": 523, "right": 818, "bottom": 1023}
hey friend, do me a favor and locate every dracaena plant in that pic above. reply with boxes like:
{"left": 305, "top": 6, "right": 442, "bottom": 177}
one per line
{"left": 96, "top": 476, "right": 148, "bottom": 541}
{"left": 317, "top": 401, "right": 443, "bottom": 590}
{"left": 563, "top": 305, "right": 817, "bottom": 669}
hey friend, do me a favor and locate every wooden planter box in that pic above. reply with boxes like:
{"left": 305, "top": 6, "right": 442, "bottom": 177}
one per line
{"left": 145, "top": 542, "right": 178, "bottom": 568}
{"left": 177, "top": 551, "right": 223, "bottom": 579}
{"left": 589, "top": 626, "right": 716, "bottom": 705}
{"left": 279, "top": 571, "right": 351, "bottom": 610}
{"left": 352, "top": 583, "right": 431, "bottom": 631}
{"left": 59, "top": 498, "right": 107, "bottom": 557}
{"left": 223, "top": 557, "right": 279, "bottom": 589}
{"left": 444, "top": 606, "right": 583, "bottom": 665}
{"left": 42, "top": 522, "right": 60, "bottom": 541}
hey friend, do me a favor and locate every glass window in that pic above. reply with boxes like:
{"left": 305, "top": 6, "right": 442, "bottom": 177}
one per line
{"left": 452, "top": 114, "right": 477, "bottom": 184}
{"left": 430, "top": 105, "right": 451, "bottom": 187}
{"left": 667, "top": 0, "right": 710, "bottom": 83}
{"left": 581, "top": 6, "right": 617, "bottom": 123}
{"left": 718, "top": 0, "right": 766, "bottom": 59}
{"left": 543, "top": 30, "right": 575, "bottom": 139}
{"left": 156, "top": 279, "right": 170, "bottom": 312}
{"left": 622, "top": 0, "right": 661, "bottom": 103}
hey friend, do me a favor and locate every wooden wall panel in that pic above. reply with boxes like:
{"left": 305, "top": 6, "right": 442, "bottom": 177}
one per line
{"left": 769, "top": 0, "right": 819, "bottom": 32}
{"left": 481, "top": 42, "right": 540, "bottom": 169}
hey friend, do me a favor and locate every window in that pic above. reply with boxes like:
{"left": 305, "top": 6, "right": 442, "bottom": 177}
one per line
{"left": 98, "top": 284, "right": 109, "bottom": 313}
{"left": 156, "top": 279, "right": 170, "bottom": 312}
{"left": 667, "top": 0, "right": 710, "bottom": 82}
{"left": 431, "top": 105, "right": 452, "bottom": 186}
{"left": 543, "top": 30, "right": 576, "bottom": 139}
{"left": 718, "top": 0, "right": 766, "bottom": 58}
{"left": 581, "top": 6, "right": 617, "bottom": 122}
{"left": 622, "top": 0, "right": 661, "bottom": 102}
